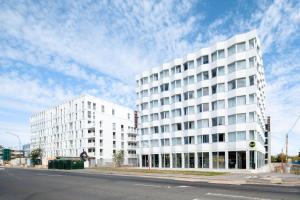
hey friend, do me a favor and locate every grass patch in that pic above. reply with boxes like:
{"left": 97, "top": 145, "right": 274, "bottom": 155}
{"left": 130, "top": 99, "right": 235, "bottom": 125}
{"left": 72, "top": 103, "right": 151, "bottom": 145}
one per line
{"left": 92, "top": 167, "right": 226, "bottom": 176}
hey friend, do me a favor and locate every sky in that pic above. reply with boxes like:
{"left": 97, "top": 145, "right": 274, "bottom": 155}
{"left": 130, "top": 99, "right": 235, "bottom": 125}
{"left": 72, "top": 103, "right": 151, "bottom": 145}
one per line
{"left": 0, "top": 0, "right": 299, "bottom": 155}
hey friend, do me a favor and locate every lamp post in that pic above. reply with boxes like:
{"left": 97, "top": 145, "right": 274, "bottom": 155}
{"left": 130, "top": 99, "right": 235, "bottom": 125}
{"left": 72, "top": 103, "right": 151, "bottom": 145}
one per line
{"left": 2, "top": 132, "right": 22, "bottom": 165}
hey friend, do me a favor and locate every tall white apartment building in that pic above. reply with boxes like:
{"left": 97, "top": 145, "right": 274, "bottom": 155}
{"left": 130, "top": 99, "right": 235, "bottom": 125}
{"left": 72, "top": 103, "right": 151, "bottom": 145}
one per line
{"left": 136, "top": 30, "right": 266, "bottom": 171}
{"left": 30, "top": 95, "right": 137, "bottom": 166}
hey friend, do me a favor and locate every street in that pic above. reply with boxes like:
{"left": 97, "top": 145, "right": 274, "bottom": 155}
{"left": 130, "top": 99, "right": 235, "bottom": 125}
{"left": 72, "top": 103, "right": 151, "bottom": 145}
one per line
{"left": 0, "top": 168, "right": 299, "bottom": 200}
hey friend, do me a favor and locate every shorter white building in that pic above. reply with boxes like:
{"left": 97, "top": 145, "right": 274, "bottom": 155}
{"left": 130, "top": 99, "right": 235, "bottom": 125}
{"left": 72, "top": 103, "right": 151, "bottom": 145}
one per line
{"left": 30, "top": 95, "right": 137, "bottom": 167}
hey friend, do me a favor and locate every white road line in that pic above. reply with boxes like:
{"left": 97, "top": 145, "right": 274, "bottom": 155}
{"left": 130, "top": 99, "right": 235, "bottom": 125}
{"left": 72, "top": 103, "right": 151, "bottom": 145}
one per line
{"left": 134, "top": 183, "right": 163, "bottom": 188}
{"left": 205, "top": 193, "right": 271, "bottom": 200}
{"left": 177, "top": 185, "right": 191, "bottom": 188}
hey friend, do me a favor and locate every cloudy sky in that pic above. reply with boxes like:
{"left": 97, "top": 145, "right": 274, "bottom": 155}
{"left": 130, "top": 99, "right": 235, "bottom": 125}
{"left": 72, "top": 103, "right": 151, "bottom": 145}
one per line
{"left": 0, "top": 0, "right": 299, "bottom": 155}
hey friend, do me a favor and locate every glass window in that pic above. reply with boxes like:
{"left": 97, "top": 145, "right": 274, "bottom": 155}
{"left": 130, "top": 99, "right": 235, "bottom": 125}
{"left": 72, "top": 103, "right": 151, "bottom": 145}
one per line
{"left": 218, "top": 49, "right": 225, "bottom": 59}
{"left": 237, "top": 95, "right": 246, "bottom": 106}
{"left": 228, "top": 45, "right": 236, "bottom": 56}
{"left": 228, "top": 62, "right": 235, "bottom": 73}
{"left": 228, "top": 80, "right": 236, "bottom": 90}
{"left": 203, "top": 135, "right": 209, "bottom": 143}
{"left": 249, "top": 56, "right": 256, "bottom": 68}
{"left": 228, "top": 132, "right": 236, "bottom": 142}
{"left": 237, "top": 131, "right": 246, "bottom": 141}
{"left": 202, "top": 87, "right": 209, "bottom": 96}
{"left": 237, "top": 78, "right": 246, "bottom": 88}
{"left": 228, "top": 97, "right": 236, "bottom": 108}
{"left": 237, "top": 113, "right": 246, "bottom": 123}
{"left": 218, "top": 66, "right": 225, "bottom": 76}
{"left": 211, "top": 68, "right": 217, "bottom": 78}
{"left": 202, "top": 55, "right": 209, "bottom": 64}
{"left": 211, "top": 51, "right": 217, "bottom": 62}
{"left": 236, "top": 60, "right": 246, "bottom": 70}
{"left": 249, "top": 130, "right": 255, "bottom": 140}
{"left": 212, "top": 134, "right": 218, "bottom": 143}
{"left": 249, "top": 93, "right": 256, "bottom": 104}
{"left": 228, "top": 114, "right": 236, "bottom": 125}
{"left": 249, "top": 75, "right": 255, "bottom": 86}
{"left": 203, "top": 71, "right": 209, "bottom": 80}
{"left": 249, "top": 112, "right": 255, "bottom": 122}
{"left": 236, "top": 42, "right": 246, "bottom": 53}
{"left": 197, "top": 119, "right": 209, "bottom": 128}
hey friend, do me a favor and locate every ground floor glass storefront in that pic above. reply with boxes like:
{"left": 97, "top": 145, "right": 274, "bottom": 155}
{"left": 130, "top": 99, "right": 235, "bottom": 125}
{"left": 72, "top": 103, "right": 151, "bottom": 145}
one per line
{"left": 140, "top": 150, "right": 264, "bottom": 170}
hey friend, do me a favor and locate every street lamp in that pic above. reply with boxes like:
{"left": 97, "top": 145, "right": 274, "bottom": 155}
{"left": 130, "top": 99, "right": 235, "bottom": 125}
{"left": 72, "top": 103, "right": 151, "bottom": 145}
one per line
{"left": 1, "top": 132, "right": 22, "bottom": 165}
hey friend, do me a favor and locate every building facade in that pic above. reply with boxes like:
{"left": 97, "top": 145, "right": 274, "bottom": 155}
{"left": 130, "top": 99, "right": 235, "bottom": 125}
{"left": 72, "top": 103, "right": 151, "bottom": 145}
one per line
{"left": 136, "top": 30, "right": 266, "bottom": 171}
{"left": 30, "top": 95, "right": 137, "bottom": 166}
{"left": 264, "top": 116, "right": 271, "bottom": 164}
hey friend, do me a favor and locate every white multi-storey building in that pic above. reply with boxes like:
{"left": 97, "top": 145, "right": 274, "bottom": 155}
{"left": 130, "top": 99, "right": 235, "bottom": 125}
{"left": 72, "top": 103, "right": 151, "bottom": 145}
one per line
{"left": 30, "top": 95, "right": 137, "bottom": 166}
{"left": 136, "top": 30, "right": 266, "bottom": 171}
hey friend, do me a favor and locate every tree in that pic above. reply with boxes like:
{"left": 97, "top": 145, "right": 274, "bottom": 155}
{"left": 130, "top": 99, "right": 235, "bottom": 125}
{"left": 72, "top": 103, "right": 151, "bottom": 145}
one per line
{"left": 113, "top": 150, "right": 124, "bottom": 167}
{"left": 30, "top": 148, "right": 42, "bottom": 165}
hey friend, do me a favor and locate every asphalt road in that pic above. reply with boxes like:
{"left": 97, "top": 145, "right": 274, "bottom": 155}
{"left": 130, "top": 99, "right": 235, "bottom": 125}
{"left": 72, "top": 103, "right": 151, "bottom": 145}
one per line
{"left": 0, "top": 168, "right": 299, "bottom": 200}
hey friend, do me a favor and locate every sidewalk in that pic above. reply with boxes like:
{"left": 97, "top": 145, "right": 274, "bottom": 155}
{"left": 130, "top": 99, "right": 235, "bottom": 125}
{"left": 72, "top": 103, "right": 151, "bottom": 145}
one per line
{"left": 72, "top": 167, "right": 300, "bottom": 186}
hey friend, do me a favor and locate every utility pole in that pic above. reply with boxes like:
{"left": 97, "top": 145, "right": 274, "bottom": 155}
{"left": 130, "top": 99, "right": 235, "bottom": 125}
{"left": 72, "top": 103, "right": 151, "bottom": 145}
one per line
{"left": 285, "top": 115, "right": 300, "bottom": 163}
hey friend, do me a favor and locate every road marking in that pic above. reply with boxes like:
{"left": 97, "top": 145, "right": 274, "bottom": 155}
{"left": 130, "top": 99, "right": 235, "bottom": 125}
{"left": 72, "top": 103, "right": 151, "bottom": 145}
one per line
{"left": 177, "top": 185, "right": 191, "bottom": 188}
{"left": 134, "top": 183, "right": 163, "bottom": 188}
{"left": 205, "top": 193, "right": 271, "bottom": 200}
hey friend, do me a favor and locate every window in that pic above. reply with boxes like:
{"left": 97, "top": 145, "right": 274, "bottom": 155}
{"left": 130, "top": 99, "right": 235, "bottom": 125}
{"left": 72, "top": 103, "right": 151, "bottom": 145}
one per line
{"left": 228, "top": 115, "right": 236, "bottom": 125}
{"left": 183, "top": 106, "right": 195, "bottom": 115}
{"left": 228, "top": 97, "right": 236, "bottom": 108}
{"left": 101, "top": 105, "right": 105, "bottom": 113}
{"left": 198, "top": 152, "right": 209, "bottom": 168}
{"left": 183, "top": 75, "right": 194, "bottom": 85}
{"left": 249, "top": 75, "right": 255, "bottom": 86}
{"left": 160, "top": 111, "right": 169, "bottom": 119}
{"left": 249, "top": 38, "right": 256, "bottom": 49}
{"left": 249, "top": 56, "right": 256, "bottom": 68}
{"left": 160, "top": 97, "right": 170, "bottom": 106}
{"left": 172, "top": 137, "right": 182, "bottom": 145}
{"left": 171, "top": 94, "right": 181, "bottom": 103}
{"left": 151, "top": 139, "right": 159, "bottom": 147}
{"left": 160, "top": 69, "right": 169, "bottom": 78}
{"left": 237, "top": 95, "right": 246, "bottom": 105}
{"left": 203, "top": 135, "right": 209, "bottom": 143}
{"left": 249, "top": 130, "right": 255, "bottom": 140}
{"left": 197, "top": 87, "right": 209, "bottom": 97}
{"left": 184, "top": 121, "right": 195, "bottom": 130}
{"left": 202, "top": 55, "right": 209, "bottom": 64}
{"left": 236, "top": 42, "right": 246, "bottom": 53}
{"left": 160, "top": 83, "right": 169, "bottom": 92}
{"left": 211, "top": 51, "right": 217, "bottom": 62}
{"left": 197, "top": 119, "right": 209, "bottom": 128}
{"left": 237, "top": 131, "right": 246, "bottom": 141}
{"left": 249, "top": 93, "right": 256, "bottom": 104}
{"left": 141, "top": 102, "right": 148, "bottom": 110}
{"left": 184, "top": 91, "right": 194, "bottom": 100}
{"left": 160, "top": 125, "right": 170, "bottom": 133}
{"left": 212, "top": 100, "right": 225, "bottom": 111}
{"left": 140, "top": 77, "right": 148, "bottom": 85}
{"left": 212, "top": 116, "right": 225, "bottom": 126}
{"left": 228, "top": 45, "right": 236, "bottom": 56}
{"left": 228, "top": 80, "right": 236, "bottom": 90}
{"left": 236, "top": 60, "right": 246, "bottom": 70}
{"left": 171, "top": 80, "right": 181, "bottom": 89}
{"left": 228, "top": 62, "right": 236, "bottom": 73}
{"left": 150, "top": 73, "right": 158, "bottom": 81}
{"left": 237, "top": 78, "right": 246, "bottom": 88}
{"left": 249, "top": 112, "right": 256, "bottom": 122}
{"left": 150, "top": 100, "right": 159, "bottom": 108}
{"left": 161, "top": 138, "right": 170, "bottom": 146}
{"left": 150, "top": 113, "right": 159, "bottom": 121}
{"left": 228, "top": 132, "right": 236, "bottom": 142}
{"left": 197, "top": 103, "right": 209, "bottom": 113}
{"left": 218, "top": 49, "right": 225, "bottom": 59}
{"left": 141, "top": 128, "right": 149, "bottom": 135}
{"left": 184, "top": 136, "right": 195, "bottom": 145}
{"left": 171, "top": 65, "right": 182, "bottom": 74}
{"left": 212, "top": 133, "right": 225, "bottom": 143}
{"left": 150, "top": 86, "right": 159, "bottom": 94}
{"left": 197, "top": 71, "right": 209, "bottom": 81}
{"left": 237, "top": 113, "right": 246, "bottom": 123}
{"left": 172, "top": 123, "right": 182, "bottom": 131}
{"left": 151, "top": 126, "right": 159, "bottom": 134}
{"left": 171, "top": 108, "right": 182, "bottom": 117}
